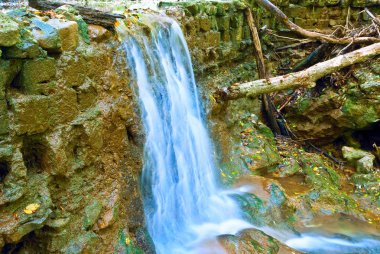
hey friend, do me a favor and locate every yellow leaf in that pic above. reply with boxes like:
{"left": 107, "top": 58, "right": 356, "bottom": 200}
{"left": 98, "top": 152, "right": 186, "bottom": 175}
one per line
{"left": 125, "top": 237, "right": 131, "bottom": 246}
{"left": 24, "top": 203, "right": 40, "bottom": 214}
{"left": 221, "top": 172, "right": 227, "bottom": 177}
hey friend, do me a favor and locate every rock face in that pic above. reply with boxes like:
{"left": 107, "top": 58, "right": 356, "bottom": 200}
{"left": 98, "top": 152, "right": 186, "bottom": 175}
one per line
{"left": 0, "top": 10, "right": 145, "bottom": 253}
{"left": 286, "top": 58, "right": 380, "bottom": 143}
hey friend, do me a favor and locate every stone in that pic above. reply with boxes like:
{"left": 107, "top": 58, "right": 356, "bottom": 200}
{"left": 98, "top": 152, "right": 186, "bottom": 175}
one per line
{"left": 55, "top": 5, "right": 90, "bottom": 44}
{"left": 19, "top": 57, "right": 56, "bottom": 88}
{"left": 51, "top": 88, "right": 79, "bottom": 124}
{"left": 0, "top": 13, "right": 20, "bottom": 47}
{"left": 3, "top": 28, "right": 44, "bottom": 59}
{"left": 219, "top": 228, "right": 286, "bottom": 253}
{"left": 88, "top": 24, "right": 111, "bottom": 42}
{"left": 83, "top": 199, "right": 102, "bottom": 229}
{"left": 360, "top": 81, "right": 380, "bottom": 94}
{"left": 217, "top": 16, "right": 230, "bottom": 31}
{"left": 76, "top": 79, "right": 97, "bottom": 111}
{"left": 204, "top": 31, "right": 221, "bottom": 48}
{"left": 47, "top": 19, "right": 79, "bottom": 51}
{"left": 342, "top": 146, "right": 375, "bottom": 173}
{"left": 0, "top": 148, "right": 27, "bottom": 205}
{"left": 65, "top": 232, "right": 99, "bottom": 254}
{"left": 0, "top": 59, "right": 22, "bottom": 98}
{"left": 230, "top": 13, "right": 244, "bottom": 28}
{"left": 10, "top": 95, "right": 53, "bottom": 135}
{"left": 3, "top": 173, "right": 52, "bottom": 242}
{"left": 30, "top": 18, "right": 62, "bottom": 52}
{"left": 199, "top": 16, "right": 212, "bottom": 32}
{"left": 0, "top": 99, "right": 9, "bottom": 136}
{"left": 357, "top": 155, "right": 375, "bottom": 173}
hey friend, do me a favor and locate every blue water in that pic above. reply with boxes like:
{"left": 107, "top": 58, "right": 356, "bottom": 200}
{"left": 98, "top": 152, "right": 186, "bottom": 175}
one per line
{"left": 117, "top": 15, "right": 250, "bottom": 253}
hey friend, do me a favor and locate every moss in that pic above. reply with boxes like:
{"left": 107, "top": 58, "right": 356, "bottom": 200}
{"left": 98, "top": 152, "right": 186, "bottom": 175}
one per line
{"left": 115, "top": 229, "right": 144, "bottom": 254}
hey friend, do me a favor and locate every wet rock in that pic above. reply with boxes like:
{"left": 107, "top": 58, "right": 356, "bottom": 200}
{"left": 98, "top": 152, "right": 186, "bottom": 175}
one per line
{"left": 0, "top": 58, "right": 22, "bottom": 98}
{"left": 19, "top": 57, "right": 56, "bottom": 88}
{"left": 30, "top": 18, "right": 62, "bottom": 52}
{"left": 1, "top": 173, "right": 52, "bottom": 243}
{"left": 65, "top": 232, "right": 99, "bottom": 254}
{"left": 342, "top": 146, "right": 375, "bottom": 173}
{"left": 10, "top": 95, "right": 53, "bottom": 135}
{"left": 47, "top": 19, "right": 79, "bottom": 51}
{"left": 3, "top": 28, "right": 44, "bottom": 59}
{"left": 0, "top": 100, "right": 9, "bottom": 136}
{"left": 219, "top": 228, "right": 298, "bottom": 254}
{"left": 0, "top": 13, "right": 20, "bottom": 47}
{"left": 286, "top": 69, "right": 380, "bottom": 143}
{"left": 55, "top": 5, "right": 90, "bottom": 44}
{"left": 88, "top": 24, "right": 111, "bottom": 43}
{"left": 0, "top": 148, "right": 27, "bottom": 205}
{"left": 83, "top": 199, "right": 102, "bottom": 230}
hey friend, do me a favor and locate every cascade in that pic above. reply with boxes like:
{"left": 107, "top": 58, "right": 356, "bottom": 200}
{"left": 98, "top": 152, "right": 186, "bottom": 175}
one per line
{"left": 117, "top": 14, "right": 251, "bottom": 253}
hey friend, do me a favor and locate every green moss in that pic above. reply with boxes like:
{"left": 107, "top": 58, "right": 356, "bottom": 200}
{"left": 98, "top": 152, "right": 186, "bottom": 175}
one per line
{"left": 115, "top": 229, "right": 144, "bottom": 254}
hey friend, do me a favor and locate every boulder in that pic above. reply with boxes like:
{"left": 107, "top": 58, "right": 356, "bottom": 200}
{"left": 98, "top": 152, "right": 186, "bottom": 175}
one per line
{"left": 10, "top": 95, "right": 53, "bottom": 135}
{"left": 342, "top": 146, "right": 375, "bottom": 173}
{"left": 3, "top": 28, "right": 44, "bottom": 59}
{"left": 47, "top": 19, "right": 79, "bottom": 51}
{"left": 19, "top": 57, "right": 56, "bottom": 88}
{"left": 88, "top": 25, "right": 111, "bottom": 43}
{"left": 30, "top": 18, "right": 62, "bottom": 52}
{"left": 0, "top": 13, "right": 20, "bottom": 47}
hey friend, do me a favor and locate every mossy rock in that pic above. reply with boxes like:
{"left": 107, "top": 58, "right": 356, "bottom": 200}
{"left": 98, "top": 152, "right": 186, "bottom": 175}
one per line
{"left": 3, "top": 28, "right": 44, "bottom": 59}
{"left": 0, "top": 13, "right": 20, "bottom": 47}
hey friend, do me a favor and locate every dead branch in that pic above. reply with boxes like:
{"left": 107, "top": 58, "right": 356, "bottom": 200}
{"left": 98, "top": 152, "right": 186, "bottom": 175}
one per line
{"left": 29, "top": 0, "right": 125, "bottom": 29}
{"left": 245, "top": 8, "right": 282, "bottom": 135}
{"left": 255, "top": 0, "right": 380, "bottom": 44}
{"left": 365, "top": 7, "right": 380, "bottom": 27}
{"left": 217, "top": 42, "right": 380, "bottom": 99}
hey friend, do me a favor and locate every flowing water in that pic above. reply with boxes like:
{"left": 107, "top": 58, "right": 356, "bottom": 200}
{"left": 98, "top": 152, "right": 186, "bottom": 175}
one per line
{"left": 117, "top": 15, "right": 251, "bottom": 253}
{"left": 117, "top": 14, "right": 380, "bottom": 254}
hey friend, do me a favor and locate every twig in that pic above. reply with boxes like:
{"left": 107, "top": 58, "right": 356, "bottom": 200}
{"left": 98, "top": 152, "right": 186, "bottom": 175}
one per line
{"left": 365, "top": 7, "right": 380, "bottom": 27}
{"left": 255, "top": 0, "right": 380, "bottom": 44}
{"left": 275, "top": 40, "right": 314, "bottom": 51}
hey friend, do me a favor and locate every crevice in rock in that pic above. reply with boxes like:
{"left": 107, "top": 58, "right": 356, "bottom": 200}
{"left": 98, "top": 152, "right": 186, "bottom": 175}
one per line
{"left": 21, "top": 136, "right": 48, "bottom": 173}
{"left": 352, "top": 121, "right": 380, "bottom": 151}
{"left": 0, "top": 161, "right": 10, "bottom": 183}
{"left": 1, "top": 231, "right": 39, "bottom": 254}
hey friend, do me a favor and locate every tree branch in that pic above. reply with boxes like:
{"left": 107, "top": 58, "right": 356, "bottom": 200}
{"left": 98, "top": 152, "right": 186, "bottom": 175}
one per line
{"left": 218, "top": 42, "right": 380, "bottom": 99}
{"left": 29, "top": 0, "right": 125, "bottom": 29}
{"left": 255, "top": 0, "right": 380, "bottom": 44}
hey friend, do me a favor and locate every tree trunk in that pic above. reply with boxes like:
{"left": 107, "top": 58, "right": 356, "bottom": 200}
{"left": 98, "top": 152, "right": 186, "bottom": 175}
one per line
{"left": 218, "top": 42, "right": 380, "bottom": 99}
{"left": 29, "top": 0, "right": 125, "bottom": 29}
{"left": 245, "top": 8, "right": 282, "bottom": 135}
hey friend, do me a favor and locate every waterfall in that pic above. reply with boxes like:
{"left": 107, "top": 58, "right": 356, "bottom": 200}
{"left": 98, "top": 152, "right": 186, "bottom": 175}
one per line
{"left": 117, "top": 15, "right": 251, "bottom": 253}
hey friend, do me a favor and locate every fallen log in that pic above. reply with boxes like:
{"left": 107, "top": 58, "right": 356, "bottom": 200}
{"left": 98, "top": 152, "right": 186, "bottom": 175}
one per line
{"left": 255, "top": 0, "right": 380, "bottom": 44}
{"left": 218, "top": 42, "right": 380, "bottom": 99}
{"left": 29, "top": 0, "right": 125, "bottom": 29}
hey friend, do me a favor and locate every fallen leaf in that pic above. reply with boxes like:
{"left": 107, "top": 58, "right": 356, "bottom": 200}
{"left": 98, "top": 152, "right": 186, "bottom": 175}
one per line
{"left": 24, "top": 203, "right": 40, "bottom": 215}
